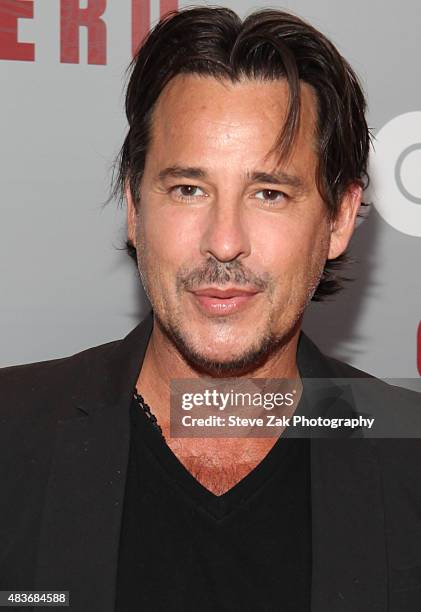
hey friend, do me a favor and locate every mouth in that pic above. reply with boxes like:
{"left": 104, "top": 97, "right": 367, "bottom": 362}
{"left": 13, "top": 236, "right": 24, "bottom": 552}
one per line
{"left": 188, "top": 286, "right": 262, "bottom": 316}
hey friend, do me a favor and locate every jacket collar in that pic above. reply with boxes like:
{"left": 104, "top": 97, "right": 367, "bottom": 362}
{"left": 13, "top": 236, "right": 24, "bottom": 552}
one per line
{"left": 82, "top": 308, "right": 341, "bottom": 414}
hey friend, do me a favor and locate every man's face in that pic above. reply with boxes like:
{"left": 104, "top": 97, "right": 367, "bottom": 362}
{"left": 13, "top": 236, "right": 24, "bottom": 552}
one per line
{"left": 128, "top": 75, "right": 337, "bottom": 375}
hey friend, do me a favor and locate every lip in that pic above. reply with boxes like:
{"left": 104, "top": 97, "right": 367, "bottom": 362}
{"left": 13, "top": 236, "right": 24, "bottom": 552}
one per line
{"left": 189, "top": 286, "right": 262, "bottom": 316}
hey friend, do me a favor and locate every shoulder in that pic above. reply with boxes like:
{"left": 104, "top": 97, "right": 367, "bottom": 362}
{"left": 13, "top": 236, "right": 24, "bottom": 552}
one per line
{"left": 326, "top": 352, "right": 421, "bottom": 481}
{"left": 299, "top": 327, "right": 421, "bottom": 418}
{"left": 0, "top": 313, "right": 153, "bottom": 425}
{"left": 324, "top": 352, "right": 421, "bottom": 411}
{"left": 315, "top": 345, "right": 421, "bottom": 449}
{"left": 0, "top": 338, "right": 123, "bottom": 421}
{"left": 321, "top": 352, "right": 421, "bottom": 544}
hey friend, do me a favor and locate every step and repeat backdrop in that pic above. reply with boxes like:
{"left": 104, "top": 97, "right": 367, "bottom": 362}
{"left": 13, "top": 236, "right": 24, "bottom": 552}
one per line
{"left": 1, "top": 0, "right": 420, "bottom": 381}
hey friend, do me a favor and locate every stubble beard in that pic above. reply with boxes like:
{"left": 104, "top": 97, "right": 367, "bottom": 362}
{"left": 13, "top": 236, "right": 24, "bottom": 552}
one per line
{"left": 137, "top": 244, "right": 326, "bottom": 378}
{"left": 152, "top": 305, "right": 301, "bottom": 378}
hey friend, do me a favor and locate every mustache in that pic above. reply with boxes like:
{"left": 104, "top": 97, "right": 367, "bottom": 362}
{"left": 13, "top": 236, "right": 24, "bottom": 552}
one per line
{"left": 177, "top": 257, "right": 270, "bottom": 292}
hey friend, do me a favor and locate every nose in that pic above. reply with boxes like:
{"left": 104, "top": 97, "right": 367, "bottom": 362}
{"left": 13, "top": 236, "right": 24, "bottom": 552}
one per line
{"left": 199, "top": 199, "right": 251, "bottom": 263}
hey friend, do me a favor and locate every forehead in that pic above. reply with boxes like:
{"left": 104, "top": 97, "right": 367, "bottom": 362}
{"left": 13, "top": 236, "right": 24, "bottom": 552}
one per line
{"left": 148, "top": 74, "right": 318, "bottom": 171}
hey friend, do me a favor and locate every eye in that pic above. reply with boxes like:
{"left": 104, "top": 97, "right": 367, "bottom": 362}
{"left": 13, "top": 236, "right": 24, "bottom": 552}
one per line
{"left": 254, "top": 189, "right": 288, "bottom": 204}
{"left": 171, "top": 184, "right": 208, "bottom": 200}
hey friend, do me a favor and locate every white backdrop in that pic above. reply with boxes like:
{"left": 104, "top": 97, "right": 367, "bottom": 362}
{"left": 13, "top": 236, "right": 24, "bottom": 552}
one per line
{"left": 1, "top": 0, "right": 420, "bottom": 383}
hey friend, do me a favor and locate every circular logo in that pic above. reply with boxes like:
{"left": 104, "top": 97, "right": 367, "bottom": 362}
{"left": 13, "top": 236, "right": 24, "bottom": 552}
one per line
{"left": 370, "top": 111, "right": 421, "bottom": 237}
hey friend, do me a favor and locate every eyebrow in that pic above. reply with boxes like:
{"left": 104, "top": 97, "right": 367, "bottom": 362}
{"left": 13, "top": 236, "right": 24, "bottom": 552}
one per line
{"left": 157, "top": 165, "right": 307, "bottom": 192}
{"left": 158, "top": 166, "right": 206, "bottom": 181}
{"left": 246, "top": 170, "right": 306, "bottom": 191}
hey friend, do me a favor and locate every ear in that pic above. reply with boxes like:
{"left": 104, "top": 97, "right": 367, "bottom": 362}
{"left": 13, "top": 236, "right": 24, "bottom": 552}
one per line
{"left": 126, "top": 182, "right": 137, "bottom": 246}
{"left": 328, "top": 183, "right": 363, "bottom": 260}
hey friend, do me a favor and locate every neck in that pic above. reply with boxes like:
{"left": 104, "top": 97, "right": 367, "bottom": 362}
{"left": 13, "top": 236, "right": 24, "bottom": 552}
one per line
{"left": 135, "top": 316, "right": 302, "bottom": 425}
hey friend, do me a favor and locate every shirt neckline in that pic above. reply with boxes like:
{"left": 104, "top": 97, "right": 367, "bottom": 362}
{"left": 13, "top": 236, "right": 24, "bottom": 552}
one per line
{"left": 130, "top": 394, "right": 309, "bottom": 521}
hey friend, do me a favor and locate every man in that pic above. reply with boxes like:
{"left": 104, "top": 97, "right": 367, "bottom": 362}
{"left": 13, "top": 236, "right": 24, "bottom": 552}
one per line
{"left": 1, "top": 6, "right": 421, "bottom": 612}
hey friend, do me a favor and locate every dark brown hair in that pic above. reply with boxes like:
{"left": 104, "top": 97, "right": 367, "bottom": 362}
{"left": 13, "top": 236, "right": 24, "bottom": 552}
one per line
{"left": 111, "top": 6, "right": 371, "bottom": 301}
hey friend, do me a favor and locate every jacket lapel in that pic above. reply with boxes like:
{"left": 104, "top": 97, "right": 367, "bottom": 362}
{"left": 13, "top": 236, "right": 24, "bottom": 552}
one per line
{"left": 310, "top": 436, "right": 388, "bottom": 611}
{"left": 296, "top": 334, "right": 388, "bottom": 611}
{"left": 34, "top": 312, "right": 154, "bottom": 612}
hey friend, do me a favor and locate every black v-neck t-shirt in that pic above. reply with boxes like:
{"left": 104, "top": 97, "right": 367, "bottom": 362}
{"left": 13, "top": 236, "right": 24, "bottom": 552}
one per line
{"left": 114, "top": 396, "right": 312, "bottom": 611}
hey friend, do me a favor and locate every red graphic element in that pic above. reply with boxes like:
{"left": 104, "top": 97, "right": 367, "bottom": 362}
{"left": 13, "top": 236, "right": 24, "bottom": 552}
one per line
{"left": 417, "top": 321, "right": 421, "bottom": 376}
{"left": 132, "top": 0, "right": 178, "bottom": 57}
{"left": 0, "top": 0, "right": 35, "bottom": 61}
{"left": 60, "top": 0, "right": 106, "bottom": 65}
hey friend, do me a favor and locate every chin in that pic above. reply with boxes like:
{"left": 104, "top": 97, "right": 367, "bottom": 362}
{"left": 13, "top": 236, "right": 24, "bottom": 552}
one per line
{"left": 157, "top": 314, "right": 285, "bottom": 377}
{"left": 181, "top": 343, "right": 279, "bottom": 377}
{"left": 184, "top": 326, "right": 258, "bottom": 358}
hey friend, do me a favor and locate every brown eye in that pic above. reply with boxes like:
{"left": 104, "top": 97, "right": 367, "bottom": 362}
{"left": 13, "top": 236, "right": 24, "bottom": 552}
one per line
{"left": 180, "top": 185, "right": 198, "bottom": 196}
{"left": 266, "top": 190, "right": 278, "bottom": 200}
{"left": 255, "top": 189, "right": 286, "bottom": 203}
{"left": 173, "top": 185, "right": 206, "bottom": 198}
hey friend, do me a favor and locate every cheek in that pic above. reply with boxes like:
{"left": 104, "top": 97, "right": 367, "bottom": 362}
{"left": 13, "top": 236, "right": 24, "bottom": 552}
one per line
{"left": 138, "top": 204, "right": 199, "bottom": 271}
{"left": 254, "top": 213, "right": 329, "bottom": 284}
{"left": 254, "top": 218, "right": 305, "bottom": 263}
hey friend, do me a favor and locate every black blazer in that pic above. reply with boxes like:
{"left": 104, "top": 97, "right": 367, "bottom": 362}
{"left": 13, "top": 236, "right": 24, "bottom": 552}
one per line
{"left": 1, "top": 310, "right": 421, "bottom": 612}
